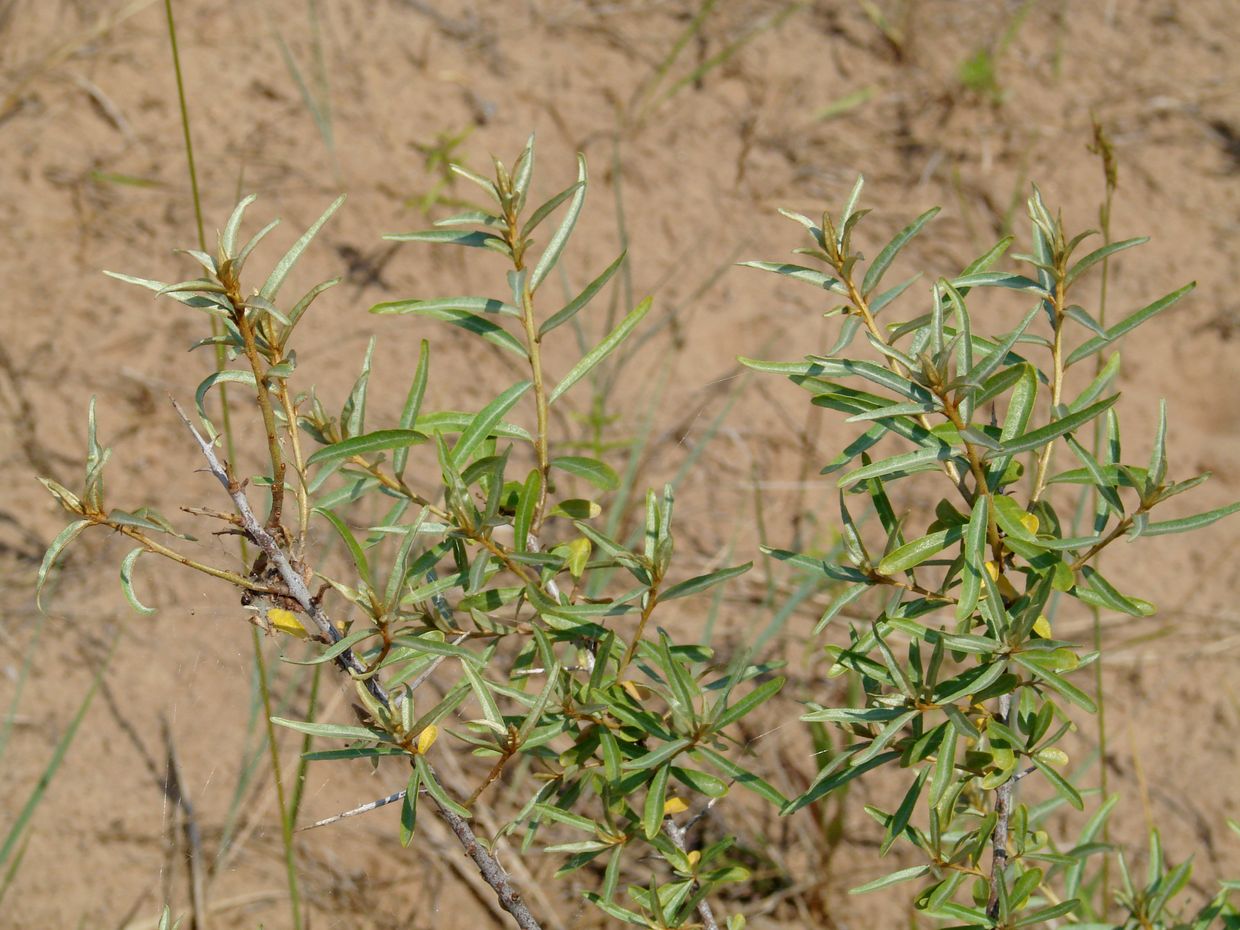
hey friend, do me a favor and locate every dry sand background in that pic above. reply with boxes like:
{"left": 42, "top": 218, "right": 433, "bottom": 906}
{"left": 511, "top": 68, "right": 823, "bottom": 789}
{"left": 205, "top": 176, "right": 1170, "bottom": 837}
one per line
{"left": 1, "top": 1, "right": 1238, "bottom": 928}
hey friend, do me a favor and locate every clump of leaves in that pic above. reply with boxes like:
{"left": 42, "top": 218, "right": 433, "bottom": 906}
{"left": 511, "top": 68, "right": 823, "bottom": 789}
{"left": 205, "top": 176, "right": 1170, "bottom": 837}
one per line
{"left": 743, "top": 178, "right": 1239, "bottom": 928}
{"left": 39, "top": 137, "right": 777, "bottom": 930}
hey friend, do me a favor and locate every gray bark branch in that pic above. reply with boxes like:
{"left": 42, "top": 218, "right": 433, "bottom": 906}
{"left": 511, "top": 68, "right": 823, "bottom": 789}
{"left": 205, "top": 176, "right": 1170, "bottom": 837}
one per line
{"left": 173, "top": 400, "right": 544, "bottom": 930}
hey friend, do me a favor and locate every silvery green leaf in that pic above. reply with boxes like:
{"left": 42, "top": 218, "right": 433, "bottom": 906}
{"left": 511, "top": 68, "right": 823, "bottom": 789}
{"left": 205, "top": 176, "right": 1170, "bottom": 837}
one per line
{"left": 950, "top": 271, "right": 1047, "bottom": 296}
{"left": 371, "top": 299, "right": 528, "bottom": 358}
{"left": 1064, "top": 236, "right": 1147, "bottom": 288}
{"left": 384, "top": 228, "right": 504, "bottom": 249}
{"left": 260, "top": 194, "right": 344, "bottom": 301}
{"left": 394, "top": 340, "right": 430, "bottom": 480}
{"left": 549, "top": 297, "right": 651, "bottom": 405}
{"left": 956, "top": 495, "right": 989, "bottom": 620}
{"left": 340, "top": 337, "right": 375, "bottom": 438}
{"left": 511, "top": 132, "right": 535, "bottom": 213}
{"left": 549, "top": 455, "right": 619, "bottom": 490}
{"left": 539, "top": 251, "right": 626, "bottom": 337}
{"left": 450, "top": 162, "right": 500, "bottom": 199}
{"left": 305, "top": 429, "right": 428, "bottom": 467}
{"left": 195, "top": 369, "right": 257, "bottom": 423}
{"left": 531, "top": 154, "right": 587, "bottom": 292}
{"left": 450, "top": 381, "right": 533, "bottom": 468}
{"left": 233, "top": 218, "right": 281, "bottom": 278}
{"left": 1068, "top": 352, "right": 1120, "bottom": 413}
{"left": 415, "top": 411, "right": 532, "bottom": 443}
{"left": 861, "top": 206, "right": 940, "bottom": 297}
{"left": 1065, "top": 282, "right": 1195, "bottom": 366}
{"left": 838, "top": 446, "right": 952, "bottom": 488}
{"left": 36, "top": 520, "right": 90, "bottom": 609}
{"left": 220, "top": 194, "right": 257, "bottom": 257}
{"left": 849, "top": 865, "right": 930, "bottom": 895}
{"left": 1140, "top": 501, "right": 1240, "bottom": 537}
{"left": 877, "top": 527, "right": 963, "bottom": 575}
{"left": 119, "top": 548, "right": 156, "bottom": 616}
{"left": 370, "top": 295, "right": 520, "bottom": 318}
{"left": 737, "top": 261, "right": 847, "bottom": 295}
{"left": 433, "top": 210, "right": 504, "bottom": 228}
{"left": 990, "top": 395, "right": 1119, "bottom": 457}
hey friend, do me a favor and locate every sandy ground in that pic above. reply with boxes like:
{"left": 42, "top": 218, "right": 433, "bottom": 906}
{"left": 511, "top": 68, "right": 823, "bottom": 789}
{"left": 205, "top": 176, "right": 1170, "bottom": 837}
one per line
{"left": 1, "top": 1, "right": 1238, "bottom": 928}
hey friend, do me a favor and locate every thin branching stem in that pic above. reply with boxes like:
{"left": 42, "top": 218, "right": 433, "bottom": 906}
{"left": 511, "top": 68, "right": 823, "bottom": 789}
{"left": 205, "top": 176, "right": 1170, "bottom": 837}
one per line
{"left": 664, "top": 816, "right": 720, "bottom": 930}
{"left": 234, "top": 310, "right": 287, "bottom": 530}
{"left": 173, "top": 399, "right": 544, "bottom": 930}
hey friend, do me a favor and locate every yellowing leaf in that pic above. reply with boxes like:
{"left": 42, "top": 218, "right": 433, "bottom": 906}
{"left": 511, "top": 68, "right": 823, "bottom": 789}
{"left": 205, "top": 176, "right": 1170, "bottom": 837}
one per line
{"left": 1032, "top": 614, "right": 1052, "bottom": 638}
{"left": 565, "top": 536, "right": 592, "bottom": 579}
{"left": 1036, "top": 747, "right": 1069, "bottom": 766}
{"left": 268, "top": 607, "right": 309, "bottom": 639}
{"left": 416, "top": 724, "right": 439, "bottom": 754}
{"left": 687, "top": 850, "right": 701, "bottom": 868}
{"left": 621, "top": 680, "right": 647, "bottom": 701}
{"left": 1020, "top": 512, "right": 1040, "bottom": 534}
{"left": 663, "top": 796, "right": 688, "bottom": 815}
{"left": 984, "top": 560, "right": 999, "bottom": 582}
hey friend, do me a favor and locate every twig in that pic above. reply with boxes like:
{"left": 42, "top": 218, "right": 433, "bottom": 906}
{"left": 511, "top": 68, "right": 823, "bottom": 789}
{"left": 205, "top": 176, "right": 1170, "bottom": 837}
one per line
{"left": 172, "top": 398, "right": 543, "bottom": 930}
{"left": 298, "top": 789, "right": 408, "bottom": 832}
{"left": 987, "top": 692, "right": 1013, "bottom": 920}
{"left": 663, "top": 816, "right": 720, "bottom": 930}
{"left": 162, "top": 717, "right": 208, "bottom": 930}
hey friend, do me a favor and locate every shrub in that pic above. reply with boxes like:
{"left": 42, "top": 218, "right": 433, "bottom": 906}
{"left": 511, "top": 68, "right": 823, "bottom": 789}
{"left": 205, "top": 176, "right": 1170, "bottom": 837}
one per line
{"left": 38, "top": 139, "right": 1238, "bottom": 930}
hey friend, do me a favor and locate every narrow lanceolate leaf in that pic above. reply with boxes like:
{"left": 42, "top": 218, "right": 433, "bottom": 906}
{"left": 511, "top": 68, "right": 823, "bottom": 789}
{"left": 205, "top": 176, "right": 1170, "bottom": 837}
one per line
{"left": 514, "top": 469, "right": 541, "bottom": 553}
{"left": 803, "top": 356, "right": 933, "bottom": 402}
{"left": 369, "top": 300, "right": 528, "bottom": 358}
{"left": 449, "top": 381, "right": 532, "bottom": 468}
{"left": 1076, "top": 566, "right": 1153, "bottom": 617}
{"left": 838, "top": 446, "right": 952, "bottom": 488}
{"left": 849, "top": 866, "right": 931, "bottom": 895}
{"left": 548, "top": 297, "right": 652, "bottom": 405}
{"left": 1148, "top": 398, "right": 1168, "bottom": 488}
{"left": 1030, "top": 755, "right": 1084, "bottom": 810}
{"left": 661, "top": 562, "right": 752, "bottom": 601}
{"left": 119, "top": 548, "right": 156, "bottom": 616}
{"left": 368, "top": 296, "right": 521, "bottom": 318}
{"left": 956, "top": 495, "right": 989, "bottom": 620}
{"left": 642, "top": 764, "right": 670, "bottom": 839}
{"left": 195, "top": 369, "right": 257, "bottom": 422}
{"left": 220, "top": 194, "right": 258, "bottom": 256}
{"left": 394, "top": 340, "right": 430, "bottom": 479}
{"left": 384, "top": 229, "right": 504, "bottom": 249}
{"left": 531, "top": 154, "right": 587, "bottom": 292}
{"left": 713, "top": 676, "right": 785, "bottom": 730}
{"left": 305, "top": 429, "right": 428, "bottom": 467}
{"left": 260, "top": 194, "right": 345, "bottom": 301}
{"left": 696, "top": 747, "right": 788, "bottom": 806}
{"left": 314, "top": 508, "right": 372, "bottom": 588}
{"left": 877, "top": 527, "right": 963, "bottom": 575}
{"left": 1000, "top": 364, "right": 1037, "bottom": 442}
{"left": 270, "top": 717, "right": 385, "bottom": 742}
{"left": 1140, "top": 501, "right": 1240, "bottom": 536}
{"left": 549, "top": 456, "right": 619, "bottom": 490}
{"left": 539, "top": 251, "right": 627, "bottom": 337}
{"left": 416, "top": 411, "right": 532, "bottom": 443}
{"left": 415, "top": 755, "right": 472, "bottom": 818}
{"left": 990, "top": 395, "right": 1119, "bottom": 457}
{"left": 36, "top": 520, "right": 90, "bottom": 609}
{"left": 861, "top": 206, "right": 940, "bottom": 297}
{"left": 949, "top": 271, "right": 1047, "bottom": 295}
{"left": 1064, "top": 282, "right": 1195, "bottom": 366}
{"left": 736, "top": 261, "right": 847, "bottom": 295}
{"left": 523, "top": 181, "right": 584, "bottom": 239}
{"left": 1064, "top": 237, "right": 1148, "bottom": 289}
